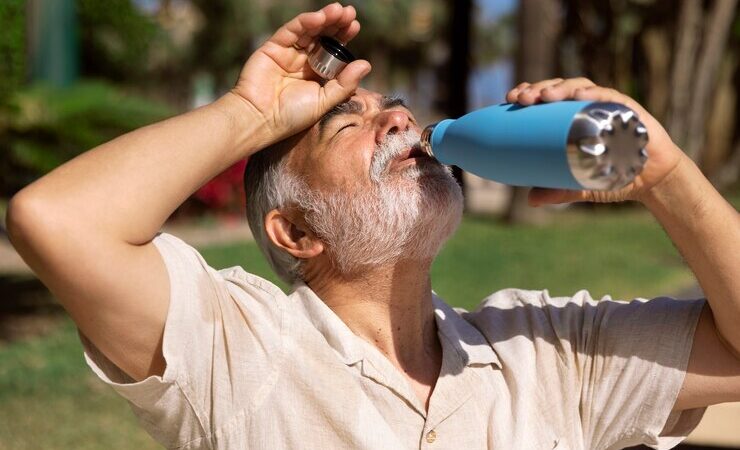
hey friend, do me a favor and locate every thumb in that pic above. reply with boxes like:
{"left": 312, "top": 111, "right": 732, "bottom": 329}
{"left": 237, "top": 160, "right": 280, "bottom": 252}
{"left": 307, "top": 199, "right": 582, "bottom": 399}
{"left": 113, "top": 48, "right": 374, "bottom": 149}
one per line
{"left": 321, "top": 60, "right": 371, "bottom": 106}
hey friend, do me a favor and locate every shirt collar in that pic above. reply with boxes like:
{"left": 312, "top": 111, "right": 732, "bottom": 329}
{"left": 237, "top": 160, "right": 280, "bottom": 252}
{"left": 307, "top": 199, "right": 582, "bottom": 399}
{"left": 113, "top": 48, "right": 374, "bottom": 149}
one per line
{"left": 291, "top": 282, "right": 364, "bottom": 365}
{"left": 291, "top": 282, "right": 501, "bottom": 369}
{"left": 432, "top": 293, "right": 502, "bottom": 368}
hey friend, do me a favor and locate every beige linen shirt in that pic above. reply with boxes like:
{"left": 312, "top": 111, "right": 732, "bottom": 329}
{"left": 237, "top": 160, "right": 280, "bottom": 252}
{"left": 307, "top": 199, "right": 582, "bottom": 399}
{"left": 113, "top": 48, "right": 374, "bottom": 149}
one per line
{"left": 81, "top": 233, "right": 706, "bottom": 449}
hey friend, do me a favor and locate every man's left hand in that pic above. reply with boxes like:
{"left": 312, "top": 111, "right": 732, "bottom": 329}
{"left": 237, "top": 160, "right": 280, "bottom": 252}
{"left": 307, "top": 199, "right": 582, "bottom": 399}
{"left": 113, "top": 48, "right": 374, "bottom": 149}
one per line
{"left": 505, "top": 78, "right": 686, "bottom": 206}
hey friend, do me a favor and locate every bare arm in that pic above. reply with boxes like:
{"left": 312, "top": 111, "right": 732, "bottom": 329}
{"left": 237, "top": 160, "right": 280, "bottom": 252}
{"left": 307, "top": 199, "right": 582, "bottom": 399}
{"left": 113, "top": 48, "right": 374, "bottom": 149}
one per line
{"left": 641, "top": 156, "right": 740, "bottom": 410}
{"left": 506, "top": 78, "right": 740, "bottom": 409}
{"left": 7, "top": 95, "right": 264, "bottom": 381}
{"left": 5, "top": 3, "right": 369, "bottom": 381}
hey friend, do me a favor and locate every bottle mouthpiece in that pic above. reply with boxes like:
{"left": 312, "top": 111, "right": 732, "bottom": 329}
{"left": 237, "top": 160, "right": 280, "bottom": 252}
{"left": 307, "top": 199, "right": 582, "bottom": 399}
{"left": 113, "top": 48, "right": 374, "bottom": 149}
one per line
{"left": 420, "top": 123, "right": 437, "bottom": 157}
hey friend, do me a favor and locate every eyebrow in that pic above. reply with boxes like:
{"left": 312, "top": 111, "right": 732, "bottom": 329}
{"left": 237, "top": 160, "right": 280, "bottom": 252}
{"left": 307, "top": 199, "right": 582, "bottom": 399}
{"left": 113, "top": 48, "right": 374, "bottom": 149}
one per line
{"left": 318, "top": 95, "right": 410, "bottom": 139}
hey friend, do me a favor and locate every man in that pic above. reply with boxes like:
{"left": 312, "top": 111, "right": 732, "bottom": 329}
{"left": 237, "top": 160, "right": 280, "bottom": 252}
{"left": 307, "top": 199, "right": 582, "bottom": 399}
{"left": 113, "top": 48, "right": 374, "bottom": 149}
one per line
{"left": 6, "top": 4, "right": 740, "bottom": 449}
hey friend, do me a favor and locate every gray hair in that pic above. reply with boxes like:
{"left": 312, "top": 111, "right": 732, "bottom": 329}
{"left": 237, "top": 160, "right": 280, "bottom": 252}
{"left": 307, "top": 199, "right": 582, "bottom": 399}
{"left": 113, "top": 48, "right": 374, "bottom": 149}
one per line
{"left": 243, "top": 141, "right": 305, "bottom": 285}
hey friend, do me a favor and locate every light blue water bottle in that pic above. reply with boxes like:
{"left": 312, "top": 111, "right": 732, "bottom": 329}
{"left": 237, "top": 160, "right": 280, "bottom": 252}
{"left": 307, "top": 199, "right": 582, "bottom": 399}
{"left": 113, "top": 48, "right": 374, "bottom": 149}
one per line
{"left": 419, "top": 101, "right": 649, "bottom": 190}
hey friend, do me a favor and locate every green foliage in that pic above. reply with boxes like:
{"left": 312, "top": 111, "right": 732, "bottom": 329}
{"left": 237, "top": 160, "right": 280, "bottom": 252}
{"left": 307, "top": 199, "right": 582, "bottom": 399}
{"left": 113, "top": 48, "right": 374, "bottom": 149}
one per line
{"left": 474, "top": 11, "right": 515, "bottom": 65}
{"left": 76, "top": 0, "right": 160, "bottom": 82}
{"left": 0, "top": 81, "right": 173, "bottom": 197}
{"left": 0, "top": 0, "right": 26, "bottom": 104}
{"left": 355, "top": 0, "right": 447, "bottom": 46}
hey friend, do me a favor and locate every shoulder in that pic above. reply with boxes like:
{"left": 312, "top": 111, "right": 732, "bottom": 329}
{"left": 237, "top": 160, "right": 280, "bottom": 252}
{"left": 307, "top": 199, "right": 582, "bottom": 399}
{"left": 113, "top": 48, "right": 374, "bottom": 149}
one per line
{"left": 153, "top": 232, "right": 288, "bottom": 303}
{"left": 464, "top": 288, "right": 594, "bottom": 327}
{"left": 462, "top": 288, "right": 607, "bottom": 356}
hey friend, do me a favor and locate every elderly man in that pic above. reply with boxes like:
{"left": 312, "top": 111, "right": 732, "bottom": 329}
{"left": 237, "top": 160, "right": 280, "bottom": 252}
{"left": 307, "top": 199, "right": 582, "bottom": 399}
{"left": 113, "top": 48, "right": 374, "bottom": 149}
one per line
{"left": 6, "top": 4, "right": 740, "bottom": 449}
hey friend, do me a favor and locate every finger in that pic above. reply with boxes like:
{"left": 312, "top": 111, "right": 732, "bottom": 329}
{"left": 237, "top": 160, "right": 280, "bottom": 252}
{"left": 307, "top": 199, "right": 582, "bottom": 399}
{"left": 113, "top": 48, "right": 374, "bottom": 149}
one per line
{"left": 528, "top": 187, "right": 590, "bottom": 207}
{"left": 272, "top": 11, "right": 325, "bottom": 48}
{"left": 322, "top": 5, "right": 356, "bottom": 37}
{"left": 335, "top": 19, "right": 360, "bottom": 44}
{"left": 295, "top": 3, "right": 347, "bottom": 48}
{"left": 271, "top": 3, "right": 344, "bottom": 49}
{"left": 516, "top": 78, "right": 564, "bottom": 105}
{"left": 540, "top": 77, "right": 595, "bottom": 102}
{"left": 321, "top": 59, "right": 372, "bottom": 107}
{"left": 573, "top": 86, "right": 649, "bottom": 118}
{"left": 506, "top": 82, "right": 530, "bottom": 103}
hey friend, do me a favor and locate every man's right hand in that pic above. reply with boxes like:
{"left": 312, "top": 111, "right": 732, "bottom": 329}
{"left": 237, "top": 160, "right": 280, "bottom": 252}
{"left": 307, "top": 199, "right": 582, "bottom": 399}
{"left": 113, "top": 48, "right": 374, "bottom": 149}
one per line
{"left": 232, "top": 3, "right": 371, "bottom": 144}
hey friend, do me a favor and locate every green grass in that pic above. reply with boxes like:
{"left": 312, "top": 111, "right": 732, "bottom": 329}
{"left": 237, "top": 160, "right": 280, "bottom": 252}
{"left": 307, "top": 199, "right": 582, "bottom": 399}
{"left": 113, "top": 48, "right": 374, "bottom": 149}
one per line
{"left": 0, "top": 210, "right": 695, "bottom": 449}
{"left": 0, "top": 321, "right": 161, "bottom": 450}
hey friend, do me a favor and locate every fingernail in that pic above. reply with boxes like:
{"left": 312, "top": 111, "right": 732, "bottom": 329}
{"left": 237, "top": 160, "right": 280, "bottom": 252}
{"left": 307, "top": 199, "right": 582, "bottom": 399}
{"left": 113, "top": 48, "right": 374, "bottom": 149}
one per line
{"left": 359, "top": 63, "right": 371, "bottom": 76}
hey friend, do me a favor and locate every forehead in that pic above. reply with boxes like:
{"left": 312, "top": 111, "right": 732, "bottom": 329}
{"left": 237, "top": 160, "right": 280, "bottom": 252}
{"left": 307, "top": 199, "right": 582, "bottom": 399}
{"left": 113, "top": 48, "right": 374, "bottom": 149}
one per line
{"left": 343, "top": 88, "right": 384, "bottom": 108}
{"left": 285, "top": 88, "right": 411, "bottom": 172}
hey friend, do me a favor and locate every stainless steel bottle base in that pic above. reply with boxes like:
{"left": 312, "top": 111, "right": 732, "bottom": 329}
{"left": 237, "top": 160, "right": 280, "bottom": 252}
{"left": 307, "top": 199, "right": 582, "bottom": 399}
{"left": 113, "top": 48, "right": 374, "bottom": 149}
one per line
{"left": 308, "top": 36, "right": 355, "bottom": 80}
{"left": 567, "top": 102, "right": 649, "bottom": 190}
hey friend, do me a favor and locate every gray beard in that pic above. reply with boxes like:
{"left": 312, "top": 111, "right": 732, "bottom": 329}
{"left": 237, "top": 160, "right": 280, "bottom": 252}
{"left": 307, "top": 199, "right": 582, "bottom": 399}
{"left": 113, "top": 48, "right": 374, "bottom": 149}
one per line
{"left": 297, "top": 130, "right": 464, "bottom": 276}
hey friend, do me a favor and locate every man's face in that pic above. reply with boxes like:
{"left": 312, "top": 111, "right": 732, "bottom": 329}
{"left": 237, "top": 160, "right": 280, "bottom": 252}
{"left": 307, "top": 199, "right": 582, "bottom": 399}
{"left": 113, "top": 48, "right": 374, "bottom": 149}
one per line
{"left": 288, "top": 88, "right": 427, "bottom": 192}
{"left": 282, "top": 88, "right": 463, "bottom": 275}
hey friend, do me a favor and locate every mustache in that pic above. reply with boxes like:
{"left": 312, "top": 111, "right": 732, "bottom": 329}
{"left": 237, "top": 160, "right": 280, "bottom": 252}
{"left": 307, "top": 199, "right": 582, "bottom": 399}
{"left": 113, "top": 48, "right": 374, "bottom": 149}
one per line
{"left": 369, "top": 130, "right": 422, "bottom": 182}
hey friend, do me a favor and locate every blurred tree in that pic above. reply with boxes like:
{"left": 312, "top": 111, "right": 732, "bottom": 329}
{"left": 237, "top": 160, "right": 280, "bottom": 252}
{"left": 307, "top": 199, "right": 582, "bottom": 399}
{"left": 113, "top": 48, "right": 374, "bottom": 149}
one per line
{"left": 349, "top": 0, "right": 447, "bottom": 98}
{"left": 560, "top": 0, "right": 740, "bottom": 188}
{"left": 436, "top": 0, "right": 473, "bottom": 198}
{"left": 0, "top": 0, "right": 26, "bottom": 212}
{"left": 0, "top": 82, "right": 172, "bottom": 199}
{"left": 76, "top": 0, "right": 160, "bottom": 84}
{"left": 188, "top": 0, "right": 265, "bottom": 95}
{"left": 673, "top": 0, "right": 738, "bottom": 163}
{"left": 0, "top": 0, "right": 26, "bottom": 104}
{"left": 505, "top": 0, "right": 563, "bottom": 224}
{"left": 473, "top": 9, "right": 515, "bottom": 66}
{"left": 27, "top": 0, "right": 79, "bottom": 87}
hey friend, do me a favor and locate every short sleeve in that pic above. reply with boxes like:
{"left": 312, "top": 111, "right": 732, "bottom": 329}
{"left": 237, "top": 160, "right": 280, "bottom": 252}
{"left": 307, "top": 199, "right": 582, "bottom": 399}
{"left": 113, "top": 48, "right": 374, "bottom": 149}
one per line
{"left": 79, "top": 233, "right": 285, "bottom": 449}
{"left": 549, "top": 291, "right": 707, "bottom": 450}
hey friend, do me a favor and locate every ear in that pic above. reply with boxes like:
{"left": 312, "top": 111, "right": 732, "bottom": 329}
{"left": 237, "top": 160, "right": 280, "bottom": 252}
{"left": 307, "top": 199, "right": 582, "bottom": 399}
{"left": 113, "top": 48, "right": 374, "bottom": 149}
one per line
{"left": 264, "top": 209, "right": 324, "bottom": 259}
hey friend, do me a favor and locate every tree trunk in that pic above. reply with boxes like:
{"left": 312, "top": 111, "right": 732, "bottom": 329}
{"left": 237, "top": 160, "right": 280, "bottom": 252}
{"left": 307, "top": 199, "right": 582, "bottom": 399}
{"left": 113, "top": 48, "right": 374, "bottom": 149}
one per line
{"left": 703, "top": 53, "right": 737, "bottom": 176}
{"left": 666, "top": 0, "right": 703, "bottom": 146}
{"left": 641, "top": 27, "right": 671, "bottom": 121}
{"left": 684, "top": 0, "right": 738, "bottom": 162}
{"left": 443, "top": 0, "right": 473, "bottom": 202}
{"left": 505, "top": 0, "right": 562, "bottom": 224}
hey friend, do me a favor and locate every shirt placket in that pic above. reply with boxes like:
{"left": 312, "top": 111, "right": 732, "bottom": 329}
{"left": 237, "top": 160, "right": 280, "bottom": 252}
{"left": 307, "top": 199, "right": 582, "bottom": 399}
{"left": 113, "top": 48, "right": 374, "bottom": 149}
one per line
{"left": 419, "top": 337, "right": 478, "bottom": 449}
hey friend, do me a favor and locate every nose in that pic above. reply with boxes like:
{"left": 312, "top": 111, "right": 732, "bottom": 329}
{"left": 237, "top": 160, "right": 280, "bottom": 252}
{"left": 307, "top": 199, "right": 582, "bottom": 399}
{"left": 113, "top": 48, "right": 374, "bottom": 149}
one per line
{"left": 375, "top": 110, "right": 411, "bottom": 144}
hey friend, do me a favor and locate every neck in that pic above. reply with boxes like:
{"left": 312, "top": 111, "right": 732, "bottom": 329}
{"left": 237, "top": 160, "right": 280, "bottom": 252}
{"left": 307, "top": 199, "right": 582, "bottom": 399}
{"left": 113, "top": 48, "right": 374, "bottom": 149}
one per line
{"left": 306, "top": 259, "right": 442, "bottom": 378}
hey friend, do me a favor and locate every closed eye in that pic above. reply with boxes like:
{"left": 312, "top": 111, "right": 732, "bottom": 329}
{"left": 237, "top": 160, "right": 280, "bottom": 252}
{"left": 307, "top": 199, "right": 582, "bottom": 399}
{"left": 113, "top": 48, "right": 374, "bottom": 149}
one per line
{"left": 336, "top": 123, "right": 357, "bottom": 135}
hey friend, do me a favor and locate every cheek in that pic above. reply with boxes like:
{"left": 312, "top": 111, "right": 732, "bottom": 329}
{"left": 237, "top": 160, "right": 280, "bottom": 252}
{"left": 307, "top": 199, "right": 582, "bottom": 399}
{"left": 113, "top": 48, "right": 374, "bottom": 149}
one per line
{"left": 321, "top": 134, "right": 376, "bottom": 189}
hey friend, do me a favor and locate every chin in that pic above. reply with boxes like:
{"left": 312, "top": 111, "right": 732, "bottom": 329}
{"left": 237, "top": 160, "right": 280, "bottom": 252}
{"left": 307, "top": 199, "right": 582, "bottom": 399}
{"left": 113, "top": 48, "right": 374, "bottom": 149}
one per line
{"left": 398, "top": 163, "right": 464, "bottom": 261}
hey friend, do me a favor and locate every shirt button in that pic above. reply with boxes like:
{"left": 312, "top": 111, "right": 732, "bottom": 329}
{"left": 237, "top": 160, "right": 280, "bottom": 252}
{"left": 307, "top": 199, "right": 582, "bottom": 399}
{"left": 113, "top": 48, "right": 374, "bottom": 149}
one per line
{"left": 426, "top": 430, "right": 437, "bottom": 443}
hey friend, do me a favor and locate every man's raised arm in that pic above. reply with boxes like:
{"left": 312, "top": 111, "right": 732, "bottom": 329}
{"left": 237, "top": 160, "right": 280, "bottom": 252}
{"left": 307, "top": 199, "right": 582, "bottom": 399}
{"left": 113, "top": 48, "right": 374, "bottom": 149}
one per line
{"left": 506, "top": 78, "right": 740, "bottom": 410}
{"left": 5, "top": 3, "right": 370, "bottom": 382}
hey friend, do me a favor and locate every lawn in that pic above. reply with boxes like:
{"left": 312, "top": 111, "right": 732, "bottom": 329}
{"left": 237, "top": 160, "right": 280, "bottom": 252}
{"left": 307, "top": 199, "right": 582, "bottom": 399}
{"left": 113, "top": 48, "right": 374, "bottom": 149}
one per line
{"left": 0, "top": 209, "right": 696, "bottom": 449}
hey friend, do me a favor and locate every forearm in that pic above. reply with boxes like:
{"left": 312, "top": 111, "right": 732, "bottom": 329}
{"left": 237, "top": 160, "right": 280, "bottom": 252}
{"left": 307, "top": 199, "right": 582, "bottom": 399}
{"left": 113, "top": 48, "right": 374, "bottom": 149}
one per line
{"left": 9, "top": 93, "right": 267, "bottom": 245}
{"left": 641, "top": 155, "right": 740, "bottom": 354}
